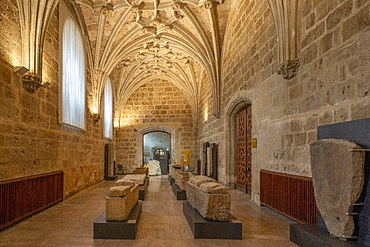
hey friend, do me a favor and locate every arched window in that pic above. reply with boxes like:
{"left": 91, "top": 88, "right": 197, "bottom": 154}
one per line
{"left": 61, "top": 18, "right": 85, "bottom": 129}
{"left": 103, "top": 78, "right": 113, "bottom": 139}
{"left": 154, "top": 148, "right": 165, "bottom": 156}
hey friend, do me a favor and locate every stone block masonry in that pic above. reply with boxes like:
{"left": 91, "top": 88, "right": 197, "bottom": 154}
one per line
{"left": 0, "top": 3, "right": 105, "bottom": 198}
{"left": 115, "top": 80, "right": 198, "bottom": 172}
{"left": 197, "top": 0, "right": 370, "bottom": 204}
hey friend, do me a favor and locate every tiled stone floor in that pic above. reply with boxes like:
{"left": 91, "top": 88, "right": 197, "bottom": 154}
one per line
{"left": 0, "top": 176, "right": 297, "bottom": 247}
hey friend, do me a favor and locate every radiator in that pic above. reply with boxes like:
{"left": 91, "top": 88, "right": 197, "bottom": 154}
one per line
{"left": 0, "top": 171, "right": 64, "bottom": 230}
{"left": 260, "top": 169, "right": 317, "bottom": 224}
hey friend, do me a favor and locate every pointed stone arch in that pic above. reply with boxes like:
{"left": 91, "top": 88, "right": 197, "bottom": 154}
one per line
{"left": 223, "top": 91, "right": 252, "bottom": 189}
{"left": 16, "top": 0, "right": 59, "bottom": 92}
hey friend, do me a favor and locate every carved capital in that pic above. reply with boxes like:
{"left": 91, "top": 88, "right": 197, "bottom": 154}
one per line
{"left": 172, "top": 1, "right": 185, "bottom": 10}
{"left": 164, "top": 25, "right": 173, "bottom": 32}
{"left": 200, "top": 0, "right": 223, "bottom": 9}
{"left": 172, "top": 5, "right": 184, "bottom": 20}
{"left": 277, "top": 59, "right": 300, "bottom": 80}
{"left": 213, "top": 111, "right": 220, "bottom": 119}
{"left": 101, "top": 2, "right": 114, "bottom": 16}
{"left": 151, "top": 16, "right": 162, "bottom": 27}
{"left": 120, "top": 60, "right": 131, "bottom": 67}
{"left": 203, "top": 0, "right": 214, "bottom": 9}
{"left": 131, "top": 5, "right": 140, "bottom": 13}
{"left": 129, "top": 6, "right": 142, "bottom": 23}
{"left": 268, "top": 0, "right": 302, "bottom": 80}
{"left": 141, "top": 26, "right": 157, "bottom": 34}
{"left": 22, "top": 73, "right": 42, "bottom": 93}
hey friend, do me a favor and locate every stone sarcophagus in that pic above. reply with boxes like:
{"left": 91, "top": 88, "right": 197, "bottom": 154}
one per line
{"left": 169, "top": 164, "right": 182, "bottom": 177}
{"left": 116, "top": 174, "right": 148, "bottom": 200}
{"left": 310, "top": 139, "right": 365, "bottom": 239}
{"left": 186, "top": 175, "right": 230, "bottom": 221}
{"left": 116, "top": 174, "right": 146, "bottom": 186}
{"left": 173, "top": 171, "right": 191, "bottom": 190}
{"left": 106, "top": 184, "right": 139, "bottom": 221}
{"left": 132, "top": 167, "right": 149, "bottom": 177}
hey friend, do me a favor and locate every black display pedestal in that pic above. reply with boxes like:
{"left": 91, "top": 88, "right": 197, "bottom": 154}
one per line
{"left": 172, "top": 183, "right": 187, "bottom": 200}
{"left": 183, "top": 201, "right": 242, "bottom": 239}
{"left": 138, "top": 179, "right": 148, "bottom": 201}
{"left": 290, "top": 224, "right": 361, "bottom": 247}
{"left": 168, "top": 175, "right": 174, "bottom": 185}
{"left": 93, "top": 201, "right": 142, "bottom": 239}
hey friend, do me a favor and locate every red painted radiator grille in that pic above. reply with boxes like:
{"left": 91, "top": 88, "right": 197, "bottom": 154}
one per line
{"left": 0, "top": 171, "right": 64, "bottom": 230}
{"left": 260, "top": 169, "right": 318, "bottom": 224}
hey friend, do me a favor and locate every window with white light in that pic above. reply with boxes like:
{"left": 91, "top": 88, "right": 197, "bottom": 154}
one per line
{"left": 104, "top": 78, "right": 113, "bottom": 139}
{"left": 61, "top": 18, "right": 85, "bottom": 129}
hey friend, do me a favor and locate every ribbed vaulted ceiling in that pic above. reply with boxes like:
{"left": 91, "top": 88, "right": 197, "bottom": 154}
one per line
{"left": 75, "top": 0, "right": 229, "bottom": 118}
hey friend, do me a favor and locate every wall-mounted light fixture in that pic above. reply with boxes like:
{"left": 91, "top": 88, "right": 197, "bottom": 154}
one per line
{"left": 204, "top": 107, "right": 208, "bottom": 123}
{"left": 41, "top": 81, "right": 51, "bottom": 88}
{"left": 113, "top": 117, "right": 121, "bottom": 132}
{"left": 14, "top": 66, "right": 29, "bottom": 75}
{"left": 14, "top": 66, "right": 50, "bottom": 93}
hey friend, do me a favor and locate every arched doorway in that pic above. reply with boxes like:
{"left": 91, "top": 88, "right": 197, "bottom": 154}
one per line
{"left": 225, "top": 95, "right": 252, "bottom": 195}
{"left": 235, "top": 106, "right": 252, "bottom": 194}
{"left": 143, "top": 131, "right": 171, "bottom": 175}
{"left": 137, "top": 126, "right": 176, "bottom": 171}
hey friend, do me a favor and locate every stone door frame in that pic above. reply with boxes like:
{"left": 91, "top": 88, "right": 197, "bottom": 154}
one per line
{"left": 137, "top": 126, "right": 175, "bottom": 166}
{"left": 224, "top": 92, "right": 252, "bottom": 189}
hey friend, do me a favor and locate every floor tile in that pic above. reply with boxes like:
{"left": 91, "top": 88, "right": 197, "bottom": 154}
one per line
{"left": 0, "top": 175, "right": 297, "bottom": 247}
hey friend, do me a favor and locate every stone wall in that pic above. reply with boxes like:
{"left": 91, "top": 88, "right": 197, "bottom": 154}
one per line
{"left": 198, "top": 74, "right": 215, "bottom": 141}
{"left": 115, "top": 79, "right": 197, "bottom": 172}
{"left": 0, "top": 3, "right": 106, "bottom": 198}
{"left": 197, "top": 0, "right": 370, "bottom": 203}
{"left": 0, "top": 0, "right": 369, "bottom": 205}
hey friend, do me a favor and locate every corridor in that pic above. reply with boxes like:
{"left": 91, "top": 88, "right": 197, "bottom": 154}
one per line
{"left": 0, "top": 176, "right": 297, "bottom": 247}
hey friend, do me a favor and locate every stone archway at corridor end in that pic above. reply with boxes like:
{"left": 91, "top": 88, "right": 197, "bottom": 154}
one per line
{"left": 224, "top": 91, "right": 253, "bottom": 193}
{"left": 137, "top": 126, "right": 176, "bottom": 167}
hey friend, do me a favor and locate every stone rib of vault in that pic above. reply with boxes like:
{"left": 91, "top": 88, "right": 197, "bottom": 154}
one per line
{"left": 310, "top": 139, "right": 365, "bottom": 239}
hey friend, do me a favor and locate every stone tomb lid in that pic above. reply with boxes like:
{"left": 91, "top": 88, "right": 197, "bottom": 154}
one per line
{"left": 121, "top": 174, "right": 146, "bottom": 185}
{"left": 108, "top": 186, "right": 132, "bottom": 197}
{"left": 189, "top": 175, "right": 216, "bottom": 186}
{"left": 199, "top": 182, "right": 229, "bottom": 194}
{"left": 115, "top": 180, "right": 135, "bottom": 187}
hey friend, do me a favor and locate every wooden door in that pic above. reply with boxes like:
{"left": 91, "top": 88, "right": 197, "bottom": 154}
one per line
{"left": 246, "top": 106, "right": 252, "bottom": 194}
{"left": 104, "top": 143, "right": 114, "bottom": 179}
{"left": 236, "top": 107, "right": 252, "bottom": 194}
